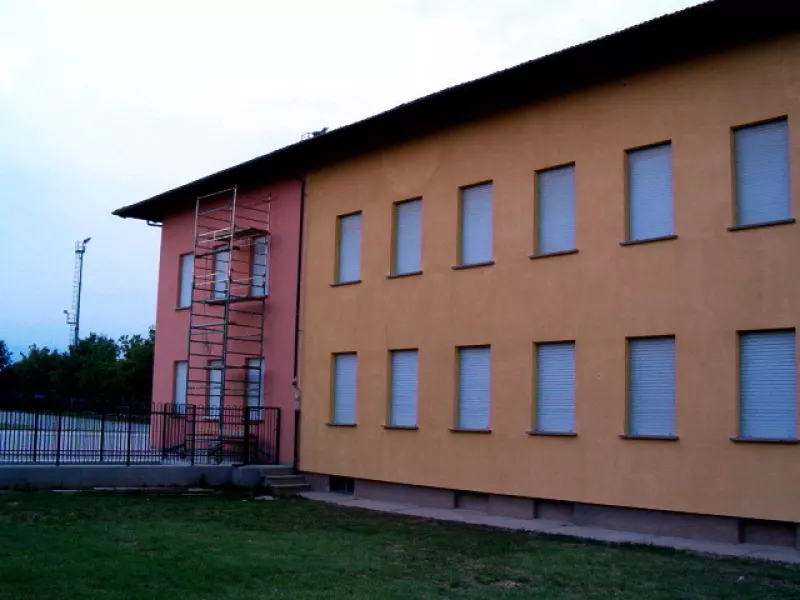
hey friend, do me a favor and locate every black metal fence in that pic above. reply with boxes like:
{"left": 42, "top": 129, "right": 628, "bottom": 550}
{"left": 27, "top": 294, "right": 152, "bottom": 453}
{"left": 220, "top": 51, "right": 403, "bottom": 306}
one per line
{"left": 0, "top": 403, "right": 280, "bottom": 466}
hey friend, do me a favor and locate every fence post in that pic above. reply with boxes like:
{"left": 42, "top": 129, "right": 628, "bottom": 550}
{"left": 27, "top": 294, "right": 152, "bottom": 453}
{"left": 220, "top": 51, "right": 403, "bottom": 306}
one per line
{"left": 190, "top": 404, "right": 197, "bottom": 466}
{"left": 273, "top": 408, "right": 281, "bottom": 466}
{"left": 243, "top": 406, "right": 251, "bottom": 464}
{"left": 32, "top": 408, "right": 40, "bottom": 463}
{"left": 55, "top": 409, "right": 63, "bottom": 466}
{"left": 99, "top": 411, "right": 106, "bottom": 463}
{"left": 126, "top": 406, "right": 133, "bottom": 466}
{"left": 160, "top": 404, "right": 168, "bottom": 461}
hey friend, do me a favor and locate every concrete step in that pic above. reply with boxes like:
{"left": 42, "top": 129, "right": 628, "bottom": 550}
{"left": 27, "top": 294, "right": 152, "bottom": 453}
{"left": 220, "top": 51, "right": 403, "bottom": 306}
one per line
{"left": 265, "top": 475, "right": 307, "bottom": 485}
{"left": 270, "top": 483, "right": 312, "bottom": 497}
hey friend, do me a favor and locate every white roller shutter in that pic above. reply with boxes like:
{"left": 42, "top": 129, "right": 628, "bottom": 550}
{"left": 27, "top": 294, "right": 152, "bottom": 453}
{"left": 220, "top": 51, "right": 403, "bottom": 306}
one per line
{"left": 628, "top": 337, "right": 676, "bottom": 436}
{"left": 460, "top": 184, "right": 493, "bottom": 265}
{"left": 250, "top": 236, "right": 269, "bottom": 297}
{"left": 535, "top": 343, "right": 575, "bottom": 433}
{"left": 740, "top": 330, "right": 796, "bottom": 439}
{"left": 627, "top": 144, "right": 673, "bottom": 241}
{"left": 390, "top": 350, "right": 418, "bottom": 427}
{"left": 458, "top": 347, "right": 491, "bottom": 430}
{"left": 333, "top": 354, "right": 357, "bottom": 424}
{"left": 174, "top": 361, "right": 187, "bottom": 414}
{"left": 178, "top": 254, "right": 193, "bottom": 307}
{"left": 538, "top": 166, "right": 576, "bottom": 254}
{"left": 337, "top": 214, "right": 362, "bottom": 283}
{"left": 208, "top": 360, "right": 222, "bottom": 414}
{"left": 213, "top": 251, "right": 229, "bottom": 299}
{"left": 393, "top": 199, "right": 422, "bottom": 274}
{"left": 734, "top": 119, "right": 791, "bottom": 226}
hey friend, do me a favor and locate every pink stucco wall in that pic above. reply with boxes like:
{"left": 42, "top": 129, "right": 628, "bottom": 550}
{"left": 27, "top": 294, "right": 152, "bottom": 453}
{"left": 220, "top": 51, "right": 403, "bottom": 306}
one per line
{"left": 152, "top": 179, "right": 302, "bottom": 463}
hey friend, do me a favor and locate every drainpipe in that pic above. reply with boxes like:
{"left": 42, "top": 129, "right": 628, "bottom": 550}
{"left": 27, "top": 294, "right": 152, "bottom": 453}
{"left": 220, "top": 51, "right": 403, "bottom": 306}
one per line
{"left": 291, "top": 177, "right": 306, "bottom": 473}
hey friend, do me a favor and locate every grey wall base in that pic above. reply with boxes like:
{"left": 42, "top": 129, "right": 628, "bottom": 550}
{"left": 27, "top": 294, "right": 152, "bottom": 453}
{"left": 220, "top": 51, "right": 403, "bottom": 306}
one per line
{"left": 0, "top": 464, "right": 291, "bottom": 491}
{"left": 303, "top": 472, "right": 800, "bottom": 550}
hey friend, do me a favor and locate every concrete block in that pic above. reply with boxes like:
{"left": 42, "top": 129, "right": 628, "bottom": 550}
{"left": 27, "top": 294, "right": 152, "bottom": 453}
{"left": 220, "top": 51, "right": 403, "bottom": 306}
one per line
{"left": 739, "top": 519, "right": 798, "bottom": 548}
{"left": 456, "top": 492, "right": 489, "bottom": 512}
{"left": 354, "top": 479, "right": 455, "bottom": 508}
{"left": 535, "top": 499, "right": 574, "bottom": 523}
{"left": 572, "top": 503, "right": 738, "bottom": 544}
{"left": 488, "top": 495, "right": 535, "bottom": 519}
{"left": 0, "top": 465, "right": 234, "bottom": 490}
{"left": 302, "top": 472, "right": 331, "bottom": 492}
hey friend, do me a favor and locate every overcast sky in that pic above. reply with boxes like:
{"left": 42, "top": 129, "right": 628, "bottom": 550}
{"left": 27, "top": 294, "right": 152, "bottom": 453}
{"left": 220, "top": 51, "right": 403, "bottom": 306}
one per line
{"left": 0, "top": 0, "right": 701, "bottom": 357}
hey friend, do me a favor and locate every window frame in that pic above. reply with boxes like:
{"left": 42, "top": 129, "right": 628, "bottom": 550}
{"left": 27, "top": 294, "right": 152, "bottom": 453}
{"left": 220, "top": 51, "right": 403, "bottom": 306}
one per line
{"left": 456, "top": 181, "right": 494, "bottom": 268}
{"left": 534, "top": 163, "right": 577, "bottom": 257}
{"left": 334, "top": 212, "right": 363, "bottom": 285}
{"left": 624, "top": 141, "right": 676, "bottom": 244}
{"left": 390, "top": 198, "right": 423, "bottom": 277}
{"left": 734, "top": 328, "right": 798, "bottom": 442}
{"left": 730, "top": 116, "right": 793, "bottom": 230}
{"left": 250, "top": 236, "right": 269, "bottom": 298}
{"left": 386, "top": 348, "right": 420, "bottom": 429}
{"left": 531, "top": 340, "right": 577, "bottom": 435}
{"left": 173, "top": 360, "right": 188, "bottom": 415}
{"left": 177, "top": 253, "right": 194, "bottom": 309}
{"left": 330, "top": 352, "right": 358, "bottom": 426}
{"left": 453, "top": 345, "right": 492, "bottom": 433}
{"left": 624, "top": 335, "right": 678, "bottom": 440}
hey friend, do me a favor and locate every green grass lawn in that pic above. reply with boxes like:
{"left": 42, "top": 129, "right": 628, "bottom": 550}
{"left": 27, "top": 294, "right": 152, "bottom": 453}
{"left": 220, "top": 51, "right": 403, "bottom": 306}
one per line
{"left": 1, "top": 492, "right": 799, "bottom": 599}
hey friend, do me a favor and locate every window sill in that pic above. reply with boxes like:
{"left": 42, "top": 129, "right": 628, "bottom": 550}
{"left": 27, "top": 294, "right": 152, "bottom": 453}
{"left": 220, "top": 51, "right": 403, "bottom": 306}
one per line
{"left": 528, "top": 249, "right": 579, "bottom": 260}
{"left": 620, "top": 234, "right": 678, "bottom": 247}
{"left": 326, "top": 422, "right": 357, "bottom": 428}
{"left": 449, "top": 427, "right": 492, "bottom": 434}
{"left": 728, "top": 218, "right": 795, "bottom": 232}
{"left": 175, "top": 306, "right": 190, "bottom": 311}
{"left": 526, "top": 430, "right": 577, "bottom": 437}
{"left": 619, "top": 434, "right": 679, "bottom": 441}
{"left": 381, "top": 424, "right": 419, "bottom": 430}
{"left": 730, "top": 436, "right": 800, "bottom": 445}
{"left": 451, "top": 261, "right": 495, "bottom": 271}
{"left": 330, "top": 280, "right": 361, "bottom": 288}
{"left": 385, "top": 271, "right": 423, "bottom": 280}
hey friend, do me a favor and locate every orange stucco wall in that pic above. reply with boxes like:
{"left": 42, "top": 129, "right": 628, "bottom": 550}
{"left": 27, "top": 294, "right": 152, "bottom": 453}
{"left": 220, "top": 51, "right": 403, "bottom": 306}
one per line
{"left": 298, "top": 34, "right": 800, "bottom": 522}
{"left": 153, "top": 180, "right": 301, "bottom": 462}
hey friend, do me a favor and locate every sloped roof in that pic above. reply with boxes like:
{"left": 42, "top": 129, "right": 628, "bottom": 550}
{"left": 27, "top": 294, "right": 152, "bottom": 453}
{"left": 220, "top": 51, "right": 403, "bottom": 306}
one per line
{"left": 114, "top": 0, "right": 796, "bottom": 221}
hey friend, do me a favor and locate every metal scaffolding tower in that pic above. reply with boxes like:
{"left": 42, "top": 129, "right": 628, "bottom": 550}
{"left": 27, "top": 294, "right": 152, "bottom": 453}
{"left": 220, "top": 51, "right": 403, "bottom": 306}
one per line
{"left": 185, "top": 186, "right": 270, "bottom": 438}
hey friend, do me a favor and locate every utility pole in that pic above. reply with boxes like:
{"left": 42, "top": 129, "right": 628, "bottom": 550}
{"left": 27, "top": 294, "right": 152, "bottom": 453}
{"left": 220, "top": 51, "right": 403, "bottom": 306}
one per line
{"left": 64, "top": 237, "right": 91, "bottom": 347}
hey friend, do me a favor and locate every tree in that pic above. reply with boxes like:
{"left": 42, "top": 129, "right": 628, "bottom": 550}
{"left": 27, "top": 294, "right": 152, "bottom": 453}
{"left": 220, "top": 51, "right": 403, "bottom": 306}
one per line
{"left": 118, "top": 326, "right": 155, "bottom": 409}
{"left": 1, "top": 328, "right": 155, "bottom": 410}
{"left": 0, "top": 340, "right": 11, "bottom": 372}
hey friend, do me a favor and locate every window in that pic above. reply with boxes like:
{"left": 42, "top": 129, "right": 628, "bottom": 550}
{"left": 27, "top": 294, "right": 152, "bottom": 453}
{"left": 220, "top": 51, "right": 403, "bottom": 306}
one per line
{"left": 627, "top": 337, "right": 676, "bottom": 437}
{"left": 739, "top": 330, "right": 796, "bottom": 440}
{"left": 734, "top": 119, "right": 791, "bottom": 227}
{"left": 212, "top": 250, "right": 229, "bottom": 300}
{"left": 389, "top": 350, "right": 418, "bottom": 427}
{"left": 534, "top": 342, "right": 575, "bottom": 433}
{"left": 626, "top": 143, "right": 673, "bottom": 241}
{"left": 457, "top": 346, "right": 490, "bottom": 430}
{"left": 178, "top": 254, "right": 193, "bottom": 308}
{"left": 336, "top": 213, "right": 362, "bottom": 284}
{"left": 392, "top": 199, "right": 422, "bottom": 275}
{"left": 332, "top": 353, "right": 357, "bottom": 424}
{"left": 174, "top": 361, "right": 187, "bottom": 414}
{"left": 459, "top": 183, "right": 493, "bottom": 265}
{"left": 536, "top": 165, "right": 576, "bottom": 254}
{"left": 208, "top": 359, "right": 222, "bottom": 415}
{"left": 250, "top": 236, "right": 269, "bottom": 297}
{"left": 246, "top": 358, "right": 264, "bottom": 419}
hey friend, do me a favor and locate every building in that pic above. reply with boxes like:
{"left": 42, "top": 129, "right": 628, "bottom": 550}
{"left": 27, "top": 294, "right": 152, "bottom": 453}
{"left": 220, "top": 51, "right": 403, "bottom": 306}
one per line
{"left": 115, "top": 179, "right": 303, "bottom": 464}
{"left": 115, "top": 0, "right": 800, "bottom": 545}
